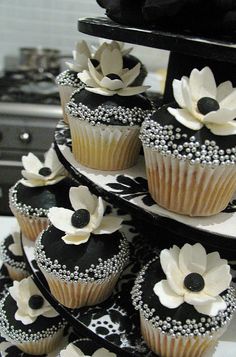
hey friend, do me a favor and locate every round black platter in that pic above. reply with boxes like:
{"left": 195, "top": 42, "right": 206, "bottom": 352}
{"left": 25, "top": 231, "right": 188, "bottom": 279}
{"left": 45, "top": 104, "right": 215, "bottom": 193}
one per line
{"left": 54, "top": 120, "right": 236, "bottom": 260}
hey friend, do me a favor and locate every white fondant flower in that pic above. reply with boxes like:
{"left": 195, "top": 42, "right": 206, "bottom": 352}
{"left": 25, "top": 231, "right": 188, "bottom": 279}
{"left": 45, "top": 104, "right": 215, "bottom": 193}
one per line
{"left": 153, "top": 243, "right": 232, "bottom": 316}
{"left": 168, "top": 66, "right": 236, "bottom": 135}
{"left": 8, "top": 230, "right": 22, "bottom": 256}
{"left": 77, "top": 47, "right": 149, "bottom": 96}
{"left": 60, "top": 344, "right": 116, "bottom": 357}
{"left": 9, "top": 277, "right": 58, "bottom": 325}
{"left": 48, "top": 186, "right": 123, "bottom": 245}
{"left": 21, "top": 147, "right": 66, "bottom": 187}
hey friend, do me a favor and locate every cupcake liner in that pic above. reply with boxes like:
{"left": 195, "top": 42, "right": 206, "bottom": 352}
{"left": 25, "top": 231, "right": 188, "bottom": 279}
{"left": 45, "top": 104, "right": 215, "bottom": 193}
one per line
{"left": 10, "top": 204, "right": 49, "bottom": 241}
{"left": 5, "top": 263, "right": 29, "bottom": 281}
{"left": 58, "top": 85, "right": 74, "bottom": 124}
{"left": 144, "top": 148, "right": 236, "bottom": 216}
{"left": 140, "top": 313, "right": 226, "bottom": 357}
{"left": 15, "top": 327, "right": 64, "bottom": 355}
{"left": 42, "top": 270, "right": 120, "bottom": 309}
{"left": 69, "top": 116, "right": 141, "bottom": 170}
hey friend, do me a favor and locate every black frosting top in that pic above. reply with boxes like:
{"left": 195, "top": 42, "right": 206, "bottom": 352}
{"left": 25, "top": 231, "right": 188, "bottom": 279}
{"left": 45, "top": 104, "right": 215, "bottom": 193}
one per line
{"left": 67, "top": 89, "right": 153, "bottom": 127}
{"left": 140, "top": 104, "right": 236, "bottom": 167}
{"left": 131, "top": 257, "right": 236, "bottom": 337}
{"left": 0, "top": 293, "right": 65, "bottom": 343}
{"left": 0, "top": 234, "right": 26, "bottom": 270}
{"left": 10, "top": 177, "right": 77, "bottom": 217}
{"left": 35, "top": 225, "right": 129, "bottom": 282}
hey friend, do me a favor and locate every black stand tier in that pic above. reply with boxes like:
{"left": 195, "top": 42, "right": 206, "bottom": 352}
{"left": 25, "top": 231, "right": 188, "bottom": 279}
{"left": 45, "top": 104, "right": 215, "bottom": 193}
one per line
{"left": 78, "top": 17, "right": 236, "bottom": 102}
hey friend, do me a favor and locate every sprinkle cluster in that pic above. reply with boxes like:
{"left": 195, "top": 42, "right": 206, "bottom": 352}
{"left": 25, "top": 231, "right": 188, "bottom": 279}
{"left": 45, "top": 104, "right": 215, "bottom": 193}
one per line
{"left": 0, "top": 293, "right": 66, "bottom": 343}
{"left": 0, "top": 239, "right": 27, "bottom": 272}
{"left": 56, "top": 69, "right": 85, "bottom": 89}
{"left": 131, "top": 258, "right": 236, "bottom": 338}
{"left": 35, "top": 233, "right": 130, "bottom": 283}
{"left": 9, "top": 182, "right": 48, "bottom": 218}
{"left": 67, "top": 99, "right": 153, "bottom": 127}
{"left": 140, "top": 118, "right": 236, "bottom": 167}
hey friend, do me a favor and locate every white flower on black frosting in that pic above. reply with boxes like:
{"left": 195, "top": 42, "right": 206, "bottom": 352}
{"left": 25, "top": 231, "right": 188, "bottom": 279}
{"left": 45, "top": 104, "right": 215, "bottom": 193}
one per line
{"left": 66, "top": 40, "right": 103, "bottom": 73}
{"left": 9, "top": 277, "right": 58, "bottom": 325}
{"left": 48, "top": 186, "right": 123, "bottom": 245}
{"left": 168, "top": 66, "right": 236, "bottom": 135}
{"left": 8, "top": 230, "right": 22, "bottom": 256}
{"left": 60, "top": 344, "right": 116, "bottom": 357}
{"left": 154, "top": 243, "right": 231, "bottom": 316}
{"left": 77, "top": 47, "right": 149, "bottom": 96}
{"left": 21, "top": 148, "right": 66, "bottom": 187}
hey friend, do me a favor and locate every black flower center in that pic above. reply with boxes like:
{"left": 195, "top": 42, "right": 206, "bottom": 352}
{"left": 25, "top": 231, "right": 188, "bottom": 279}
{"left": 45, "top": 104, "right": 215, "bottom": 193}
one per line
{"left": 38, "top": 167, "right": 52, "bottom": 176}
{"left": 197, "top": 97, "right": 220, "bottom": 115}
{"left": 184, "top": 272, "right": 205, "bottom": 292}
{"left": 28, "top": 294, "right": 44, "bottom": 309}
{"left": 106, "top": 73, "right": 122, "bottom": 81}
{"left": 71, "top": 209, "right": 90, "bottom": 228}
{"left": 90, "top": 58, "right": 100, "bottom": 68}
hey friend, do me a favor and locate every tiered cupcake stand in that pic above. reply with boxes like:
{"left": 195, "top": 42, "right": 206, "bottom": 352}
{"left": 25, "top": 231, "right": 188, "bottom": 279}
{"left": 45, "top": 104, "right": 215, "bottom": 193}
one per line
{"left": 18, "top": 16, "right": 236, "bottom": 357}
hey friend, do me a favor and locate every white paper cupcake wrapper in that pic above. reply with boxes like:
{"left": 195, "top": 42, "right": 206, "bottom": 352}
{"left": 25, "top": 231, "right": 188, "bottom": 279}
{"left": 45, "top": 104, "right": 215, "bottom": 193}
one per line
{"left": 58, "top": 85, "right": 74, "bottom": 124}
{"left": 140, "top": 313, "right": 227, "bottom": 357}
{"left": 69, "top": 116, "right": 141, "bottom": 170}
{"left": 144, "top": 148, "right": 236, "bottom": 216}
{"left": 10, "top": 204, "right": 49, "bottom": 241}
{"left": 43, "top": 270, "right": 120, "bottom": 309}
{"left": 5, "top": 263, "right": 29, "bottom": 281}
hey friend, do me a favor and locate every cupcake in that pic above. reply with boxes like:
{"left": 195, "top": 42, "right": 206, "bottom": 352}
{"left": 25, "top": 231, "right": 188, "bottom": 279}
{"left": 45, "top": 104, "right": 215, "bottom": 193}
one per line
{"left": 35, "top": 185, "right": 129, "bottom": 308}
{"left": 9, "top": 147, "right": 77, "bottom": 241}
{"left": 0, "top": 227, "right": 29, "bottom": 281}
{"left": 59, "top": 338, "right": 116, "bottom": 357}
{"left": 67, "top": 46, "right": 153, "bottom": 170}
{"left": 140, "top": 66, "right": 236, "bottom": 216}
{"left": 131, "top": 243, "right": 236, "bottom": 357}
{"left": 0, "top": 276, "right": 67, "bottom": 355}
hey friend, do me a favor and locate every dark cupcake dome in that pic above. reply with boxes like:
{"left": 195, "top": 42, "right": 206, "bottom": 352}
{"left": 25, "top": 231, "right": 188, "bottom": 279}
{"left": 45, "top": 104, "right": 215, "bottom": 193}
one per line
{"left": 0, "top": 292, "right": 66, "bottom": 343}
{"left": 10, "top": 177, "right": 77, "bottom": 218}
{"left": 35, "top": 225, "right": 129, "bottom": 283}
{"left": 0, "top": 234, "right": 27, "bottom": 272}
{"left": 67, "top": 89, "right": 153, "bottom": 127}
{"left": 131, "top": 258, "right": 236, "bottom": 338}
{"left": 140, "top": 104, "right": 236, "bottom": 167}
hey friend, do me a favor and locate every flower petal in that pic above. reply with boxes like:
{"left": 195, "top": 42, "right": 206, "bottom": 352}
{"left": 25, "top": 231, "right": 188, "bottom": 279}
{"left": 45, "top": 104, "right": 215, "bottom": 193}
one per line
{"left": 172, "top": 79, "right": 185, "bottom": 107}
{"left": 44, "top": 148, "right": 62, "bottom": 173}
{"left": 20, "top": 178, "right": 46, "bottom": 187}
{"left": 118, "top": 85, "right": 149, "bottom": 96}
{"left": 66, "top": 61, "right": 84, "bottom": 73}
{"left": 8, "top": 242, "right": 22, "bottom": 256}
{"left": 219, "top": 88, "right": 236, "bottom": 110}
{"left": 165, "top": 262, "right": 185, "bottom": 295}
{"left": 181, "top": 77, "right": 194, "bottom": 113}
{"left": 160, "top": 245, "right": 180, "bottom": 275}
{"left": 189, "top": 67, "right": 217, "bottom": 101}
{"left": 121, "top": 63, "right": 141, "bottom": 86}
{"left": 153, "top": 280, "right": 184, "bottom": 309}
{"left": 206, "top": 121, "right": 236, "bottom": 136}
{"left": 194, "top": 295, "right": 227, "bottom": 316}
{"left": 75, "top": 40, "right": 91, "bottom": 61}
{"left": 22, "top": 153, "right": 43, "bottom": 173}
{"left": 89, "top": 197, "right": 105, "bottom": 230}
{"left": 43, "top": 308, "right": 59, "bottom": 318}
{"left": 62, "top": 232, "right": 90, "bottom": 245}
{"left": 100, "top": 77, "right": 124, "bottom": 90}
{"left": 204, "top": 108, "right": 236, "bottom": 124}
{"left": 69, "top": 186, "right": 97, "bottom": 212}
{"left": 179, "top": 243, "right": 207, "bottom": 275}
{"left": 167, "top": 108, "right": 203, "bottom": 130}
{"left": 77, "top": 70, "right": 98, "bottom": 87}
{"left": 100, "top": 48, "right": 123, "bottom": 76}
{"left": 15, "top": 310, "right": 36, "bottom": 325}
{"left": 21, "top": 170, "right": 44, "bottom": 181}
{"left": 86, "top": 87, "right": 116, "bottom": 96}
{"left": 217, "top": 81, "right": 234, "bottom": 102}
{"left": 93, "top": 216, "right": 123, "bottom": 235}
{"left": 48, "top": 207, "right": 75, "bottom": 233}
{"left": 88, "top": 59, "right": 103, "bottom": 84}
{"left": 94, "top": 42, "right": 108, "bottom": 61}
{"left": 204, "top": 264, "right": 231, "bottom": 296}
{"left": 206, "top": 251, "right": 227, "bottom": 272}
{"left": 184, "top": 291, "right": 215, "bottom": 305}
